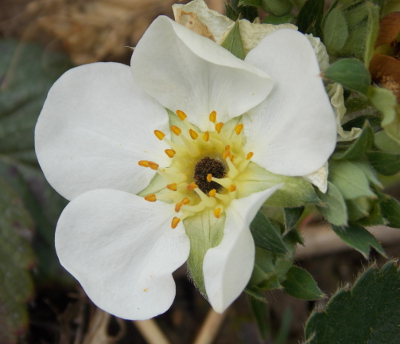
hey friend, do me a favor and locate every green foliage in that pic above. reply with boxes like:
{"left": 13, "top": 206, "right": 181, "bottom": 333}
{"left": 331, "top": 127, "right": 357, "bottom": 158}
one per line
{"left": 297, "top": 0, "right": 325, "bottom": 37}
{"left": 221, "top": 22, "right": 246, "bottom": 59}
{"left": 316, "top": 182, "right": 348, "bottom": 226}
{"left": 379, "top": 195, "right": 400, "bottom": 228}
{"left": 282, "top": 266, "right": 324, "bottom": 300}
{"left": 0, "top": 39, "right": 73, "bottom": 341}
{"left": 225, "top": 2, "right": 259, "bottom": 22}
{"left": 250, "top": 211, "right": 288, "bottom": 254}
{"left": 323, "top": 6, "right": 349, "bottom": 55}
{"left": 305, "top": 262, "right": 400, "bottom": 343}
{"left": 260, "top": 0, "right": 293, "bottom": 16}
{"left": 331, "top": 224, "right": 385, "bottom": 258}
{"left": 263, "top": 13, "right": 295, "bottom": 24}
{"left": 283, "top": 207, "right": 304, "bottom": 232}
{"left": 323, "top": 59, "right": 371, "bottom": 95}
{"left": 0, "top": 177, "right": 35, "bottom": 344}
{"left": 366, "top": 151, "right": 400, "bottom": 175}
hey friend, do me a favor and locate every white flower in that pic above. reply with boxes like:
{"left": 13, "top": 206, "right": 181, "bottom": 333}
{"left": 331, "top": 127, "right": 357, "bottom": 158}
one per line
{"left": 35, "top": 16, "right": 336, "bottom": 320}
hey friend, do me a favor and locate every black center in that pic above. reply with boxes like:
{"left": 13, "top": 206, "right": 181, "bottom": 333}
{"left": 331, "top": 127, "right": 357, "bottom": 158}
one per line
{"left": 194, "top": 157, "right": 226, "bottom": 193}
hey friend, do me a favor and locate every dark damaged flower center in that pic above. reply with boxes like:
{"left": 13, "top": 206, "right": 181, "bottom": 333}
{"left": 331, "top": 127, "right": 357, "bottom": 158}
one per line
{"left": 194, "top": 157, "right": 226, "bottom": 193}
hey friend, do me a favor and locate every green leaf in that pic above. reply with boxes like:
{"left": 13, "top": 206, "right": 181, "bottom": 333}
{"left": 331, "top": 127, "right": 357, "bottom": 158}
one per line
{"left": 297, "top": 0, "right": 325, "bottom": 36}
{"left": 343, "top": 1, "right": 367, "bottom": 31}
{"left": 323, "top": 6, "right": 349, "bottom": 55}
{"left": 363, "top": 1, "right": 380, "bottom": 67}
{"left": 250, "top": 211, "right": 288, "bottom": 254}
{"left": 323, "top": 59, "right": 371, "bottom": 95}
{"left": 366, "top": 151, "right": 400, "bottom": 176}
{"left": 0, "top": 176, "right": 35, "bottom": 344}
{"left": 368, "top": 86, "right": 400, "bottom": 144}
{"left": 225, "top": 3, "right": 239, "bottom": 21}
{"left": 282, "top": 266, "right": 324, "bottom": 300}
{"left": 316, "top": 182, "right": 348, "bottom": 226}
{"left": 329, "top": 160, "right": 376, "bottom": 200}
{"left": 284, "top": 207, "right": 304, "bottom": 231}
{"left": 380, "top": 196, "right": 400, "bottom": 228}
{"left": 250, "top": 298, "right": 270, "bottom": 340}
{"left": 221, "top": 21, "right": 246, "bottom": 59}
{"left": 263, "top": 13, "right": 295, "bottom": 24}
{"left": 332, "top": 121, "right": 374, "bottom": 160}
{"left": 340, "top": 21, "right": 368, "bottom": 59}
{"left": 305, "top": 262, "right": 400, "bottom": 343}
{"left": 374, "top": 130, "right": 400, "bottom": 154}
{"left": 239, "top": 0, "right": 262, "bottom": 6}
{"left": 331, "top": 224, "right": 385, "bottom": 258}
{"left": 261, "top": 0, "right": 292, "bottom": 16}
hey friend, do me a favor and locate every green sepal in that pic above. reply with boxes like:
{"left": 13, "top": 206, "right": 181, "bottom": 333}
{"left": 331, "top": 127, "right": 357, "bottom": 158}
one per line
{"left": 368, "top": 86, "right": 400, "bottom": 144}
{"left": 250, "top": 298, "right": 270, "bottom": 341}
{"left": 323, "top": 5, "right": 349, "bottom": 55}
{"left": 263, "top": 13, "right": 295, "bottom": 24}
{"left": 323, "top": 59, "right": 371, "bottom": 95}
{"left": 305, "top": 262, "right": 400, "bottom": 344}
{"left": 316, "top": 182, "right": 348, "bottom": 226}
{"left": 346, "top": 198, "right": 369, "bottom": 221}
{"left": 296, "top": 0, "right": 325, "bottom": 36}
{"left": 184, "top": 209, "right": 225, "bottom": 297}
{"left": 332, "top": 121, "right": 374, "bottom": 160}
{"left": 221, "top": 21, "right": 246, "bottom": 60}
{"left": 282, "top": 266, "right": 325, "bottom": 300}
{"left": 331, "top": 224, "right": 385, "bottom": 258}
{"left": 250, "top": 211, "right": 288, "bottom": 254}
{"left": 374, "top": 130, "right": 400, "bottom": 154}
{"left": 366, "top": 151, "right": 400, "bottom": 176}
{"left": 329, "top": 160, "right": 376, "bottom": 200}
{"left": 357, "top": 199, "right": 385, "bottom": 226}
{"left": 284, "top": 207, "right": 304, "bottom": 232}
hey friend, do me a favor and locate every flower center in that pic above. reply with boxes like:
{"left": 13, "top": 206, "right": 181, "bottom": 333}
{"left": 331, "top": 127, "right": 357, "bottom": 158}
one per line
{"left": 138, "top": 110, "right": 254, "bottom": 229}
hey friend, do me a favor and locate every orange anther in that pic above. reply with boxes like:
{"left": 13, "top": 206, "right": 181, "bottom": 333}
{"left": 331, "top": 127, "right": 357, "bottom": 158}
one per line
{"left": 182, "top": 197, "right": 190, "bottom": 205}
{"left": 214, "top": 208, "right": 222, "bottom": 218}
{"left": 171, "top": 217, "right": 181, "bottom": 228}
{"left": 234, "top": 124, "right": 244, "bottom": 135}
{"left": 171, "top": 125, "right": 182, "bottom": 135}
{"left": 215, "top": 122, "right": 223, "bottom": 133}
{"left": 207, "top": 174, "right": 212, "bottom": 182}
{"left": 175, "top": 202, "right": 183, "bottom": 212}
{"left": 144, "top": 194, "right": 157, "bottom": 202}
{"left": 225, "top": 145, "right": 231, "bottom": 150}
{"left": 176, "top": 110, "right": 187, "bottom": 121}
{"left": 246, "top": 152, "right": 254, "bottom": 160}
{"left": 229, "top": 185, "right": 237, "bottom": 192}
{"left": 148, "top": 162, "right": 159, "bottom": 170}
{"left": 167, "top": 183, "right": 177, "bottom": 191}
{"left": 229, "top": 154, "right": 234, "bottom": 161}
{"left": 138, "top": 160, "right": 150, "bottom": 167}
{"left": 189, "top": 129, "right": 198, "bottom": 140}
{"left": 187, "top": 182, "right": 198, "bottom": 190}
{"left": 209, "top": 189, "right": 216, "bottom": 197}
{"left": 203, "top": 131, "right": 210, "bottom": 142}
{"left": 209, "top": 111, "right": 217, "bottom": 123}
{"left": 154, "top": 130, "right": 165, "bottom": 140}
{"left": 165, "top": 149, "right": 176, "bottom": 158}
{"left": 223, "top": 150, "right": 230, "bottom": 159}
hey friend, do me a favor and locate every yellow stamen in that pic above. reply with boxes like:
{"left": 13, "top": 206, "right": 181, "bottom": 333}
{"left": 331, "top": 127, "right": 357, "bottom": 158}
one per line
{"left": 246, "top": 152, "right": 254, "bottom": 160}
{"left": 175, "top": 202, "right": 183, "bottom": 212}
{"left": 154, "top": 130, "right": 165, "bottom": 140}
{"left": 138, "top": 160, "right": 150, "bottom": 167}
{"left": 189, "top": 129, "right": 198, "bottom": 140}
{"left": 176, "top": 110, "right": 187, "bottom": 121}
{"left": 165, "top": 149, "right": 176, "bottom": 158}
{"left": 209, "top": 189, "right": 216, "bottom": 197}
{"left": 148, "top": 162, "right": 159, "bottom": 170}
{"left": 171, "top": 125, "right": 182, "bottom": 136}
{"left": 144, "top": 194, "right": 157, "bottom": 202}
{"left": 171, "top": 217, "right": 181, "bottom": 229}
{"left": 209, "top": 111, "right": 217, "bottom": 123}
{"left": 203, "top": 131, "right": 210, "bottom": 142}
{"left": 207, "top": 174, "right": 212, "bottom": 182}
{"left": 229, "top": 185, "right": 237, "bottom": 192}
{"left": 215, "top": 122, "right": 224, "bottom": 133}
{"left": 187, "top": 182, "right": 198, "bottom": 190}
{"left": 234, "top": 124, "right": 244, "bottom": 135}
{"left": 167, "top": 183, "right": 177, "bottom": 191}
{"left": 214, "top": 208, "right": 222, "bottom": 218}
{"left": 194, "top": 188, "right": 217, "bottom": 207}
{"left": 223, "top": 149, "right": 230, "bottom": 160}
{"left": 182, "top": 197, "right": 190, "bottom": 205}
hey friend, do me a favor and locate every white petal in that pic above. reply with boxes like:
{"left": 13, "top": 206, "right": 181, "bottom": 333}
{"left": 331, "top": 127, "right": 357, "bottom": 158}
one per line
{"left": 35, "top": 62, "right": 170, "bottom": 201}
{"left": 244, "top": 29, "right": 336, "bottom": 176}
{"left": 131, "top": 16, "right": 273, "bottom": 131}
{"left": 55, "top": 189, "right": 190, "bottom": 320}
{"left": 203, "top": 185, "right": 281, "bottom": 313}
